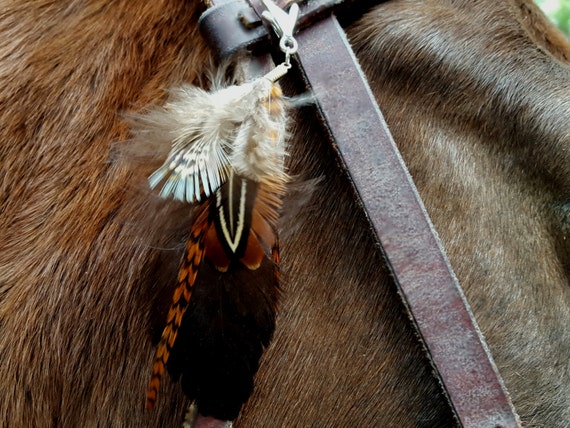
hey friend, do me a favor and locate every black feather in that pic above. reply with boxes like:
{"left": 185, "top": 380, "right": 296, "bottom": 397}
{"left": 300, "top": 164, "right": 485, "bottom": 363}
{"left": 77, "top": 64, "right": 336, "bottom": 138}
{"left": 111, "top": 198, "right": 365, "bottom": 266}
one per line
{"left": 167, "top": 257, "right": 279, "bottom": 420}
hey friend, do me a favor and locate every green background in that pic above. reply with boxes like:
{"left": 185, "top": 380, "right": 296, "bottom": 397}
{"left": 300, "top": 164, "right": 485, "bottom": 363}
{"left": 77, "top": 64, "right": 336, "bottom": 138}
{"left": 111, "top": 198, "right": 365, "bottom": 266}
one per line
{"left": 537, "top": 0, "right": 570, "bottom": 36}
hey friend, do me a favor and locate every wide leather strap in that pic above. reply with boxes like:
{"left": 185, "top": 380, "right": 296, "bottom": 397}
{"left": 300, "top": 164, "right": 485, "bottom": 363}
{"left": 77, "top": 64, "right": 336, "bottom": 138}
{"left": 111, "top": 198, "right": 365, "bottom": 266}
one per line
{"left": 199, "top": 1, "right": 522, "bottom": 426}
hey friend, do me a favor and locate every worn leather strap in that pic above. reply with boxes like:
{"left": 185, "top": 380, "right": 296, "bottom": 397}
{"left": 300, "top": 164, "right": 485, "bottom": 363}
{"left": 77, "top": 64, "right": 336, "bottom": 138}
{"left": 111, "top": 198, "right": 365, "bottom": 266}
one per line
{"left": 198, "top": 1, "right": 522, "bottom": 427}
{"left": 295, "top": 16, "right": 521, "bottom": 428}
{"left": 199, "top": 1, "right": 265, "bottom": 58}
{"left": 199, "top": 0, "right": 377, "bottom": 57}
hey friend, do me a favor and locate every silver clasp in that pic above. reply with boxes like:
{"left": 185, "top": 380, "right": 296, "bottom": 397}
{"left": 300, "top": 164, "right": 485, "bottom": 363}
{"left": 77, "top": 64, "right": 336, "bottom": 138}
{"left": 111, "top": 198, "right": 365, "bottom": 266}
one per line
{"left": 261, "top": 0, "right": 299, "bottom": 65}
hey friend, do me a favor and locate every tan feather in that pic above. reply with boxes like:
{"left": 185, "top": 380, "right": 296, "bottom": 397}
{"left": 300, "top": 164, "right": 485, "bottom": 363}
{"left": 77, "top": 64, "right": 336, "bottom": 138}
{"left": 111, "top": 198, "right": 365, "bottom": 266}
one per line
{"left": 129, "top": 73, "right": 289, "bottom": 204}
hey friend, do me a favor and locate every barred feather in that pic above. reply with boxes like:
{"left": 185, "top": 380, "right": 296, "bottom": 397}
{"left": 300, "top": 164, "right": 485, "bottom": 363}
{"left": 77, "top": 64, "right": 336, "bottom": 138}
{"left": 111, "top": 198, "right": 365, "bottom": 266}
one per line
{"left": 130, "top": 76, "right": 288, "bottom": 204}
{"left": 145, "top": 204, "right": 209, "bottom": 410}
{"left": 142, "top": 64, "right": 290, "bottom": 421}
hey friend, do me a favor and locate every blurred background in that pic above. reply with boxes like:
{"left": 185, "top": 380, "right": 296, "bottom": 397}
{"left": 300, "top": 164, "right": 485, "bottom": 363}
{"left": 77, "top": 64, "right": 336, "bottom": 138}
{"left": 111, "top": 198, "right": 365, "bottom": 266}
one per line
{"left": 536, "top": 0, "right": 570, "bottom": 36}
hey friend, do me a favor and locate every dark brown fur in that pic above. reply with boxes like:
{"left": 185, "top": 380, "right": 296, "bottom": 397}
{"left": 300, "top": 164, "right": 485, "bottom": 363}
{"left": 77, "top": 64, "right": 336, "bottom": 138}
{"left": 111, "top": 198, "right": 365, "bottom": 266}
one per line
{"left": 0, "top": 0, "right": 568, "bottom": 426}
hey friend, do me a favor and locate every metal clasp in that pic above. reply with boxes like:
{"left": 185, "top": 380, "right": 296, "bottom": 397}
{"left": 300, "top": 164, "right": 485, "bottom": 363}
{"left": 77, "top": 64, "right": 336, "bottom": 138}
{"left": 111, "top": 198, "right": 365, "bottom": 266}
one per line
{"left": 260, "top": 0, "right": 299, "bottom": 65}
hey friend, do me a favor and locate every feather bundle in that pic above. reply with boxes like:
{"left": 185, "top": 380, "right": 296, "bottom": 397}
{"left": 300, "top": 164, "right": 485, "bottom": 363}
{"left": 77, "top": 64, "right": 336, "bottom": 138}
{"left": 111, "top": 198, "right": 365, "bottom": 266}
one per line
{"left": 134, "top": 65, "right": 291, "bottom": 425}
{"left": 130, "top": 76, "right": 288, "bottom": 204}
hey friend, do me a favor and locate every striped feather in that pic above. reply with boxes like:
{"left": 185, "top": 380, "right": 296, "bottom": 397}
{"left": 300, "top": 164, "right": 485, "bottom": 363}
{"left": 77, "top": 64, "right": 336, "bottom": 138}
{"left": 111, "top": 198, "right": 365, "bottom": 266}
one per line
{"left": 128, "top": 71, "right": 288, "bottom": 205}
{"left": 146, "top": 204, "right": 209, "bottom": 410}
{"left": 142, "top": 63, "right": 290, "bottom": 420}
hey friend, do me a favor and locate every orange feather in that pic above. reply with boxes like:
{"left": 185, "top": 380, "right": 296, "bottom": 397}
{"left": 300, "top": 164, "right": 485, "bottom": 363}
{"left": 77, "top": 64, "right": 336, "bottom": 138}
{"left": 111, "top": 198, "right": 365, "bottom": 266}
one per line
{"left": 145, "top": 205, "right": 209, "bottom": 410}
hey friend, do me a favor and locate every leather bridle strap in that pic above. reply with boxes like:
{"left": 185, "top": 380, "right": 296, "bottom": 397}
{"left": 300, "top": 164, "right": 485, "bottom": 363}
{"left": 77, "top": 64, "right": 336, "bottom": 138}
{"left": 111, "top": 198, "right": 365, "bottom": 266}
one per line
{"left": 295, "top": 16, "right": 520, "bottom": 428}
{"left": 200, "top": 3, "right": 521, "bottom": 427}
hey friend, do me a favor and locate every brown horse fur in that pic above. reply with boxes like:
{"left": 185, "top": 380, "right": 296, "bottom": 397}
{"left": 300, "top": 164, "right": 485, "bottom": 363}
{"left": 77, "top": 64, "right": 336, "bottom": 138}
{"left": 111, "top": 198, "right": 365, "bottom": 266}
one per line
{"left": 0, "top": 0, "right": 568, "bottom": 426}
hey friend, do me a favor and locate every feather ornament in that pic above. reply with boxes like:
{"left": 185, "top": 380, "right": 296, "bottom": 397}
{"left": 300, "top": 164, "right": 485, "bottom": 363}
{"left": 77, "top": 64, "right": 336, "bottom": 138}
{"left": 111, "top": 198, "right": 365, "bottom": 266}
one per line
{"left": 136, "top": 63, "right": 291, "bottom": 419}
{"left": 131, "top": 72, "right": 289, "bottom": 204}
{"left": 135, "top": 0, "right": 299, "bottom": 422}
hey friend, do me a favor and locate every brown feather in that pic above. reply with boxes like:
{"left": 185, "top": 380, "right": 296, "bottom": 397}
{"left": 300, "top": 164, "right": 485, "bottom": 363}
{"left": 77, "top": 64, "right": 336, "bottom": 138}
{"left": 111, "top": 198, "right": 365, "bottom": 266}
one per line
{"left": 205, "top": 223, "right": 231, "bottom": 272}
{"left": 146, "top": 204, "right": 209, "bottom": 410}
{"left": 239, "top": 232, "right": 266, "bottom": 270}
{"left": 146, "top": 176, "right": 285, "bottom": 411}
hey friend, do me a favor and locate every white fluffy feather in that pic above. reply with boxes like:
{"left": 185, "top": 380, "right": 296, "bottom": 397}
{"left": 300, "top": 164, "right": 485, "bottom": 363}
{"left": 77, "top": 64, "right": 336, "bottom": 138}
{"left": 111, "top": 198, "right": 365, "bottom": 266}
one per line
{"left": 129, "top": 75, "right": 288, "bottom": 204}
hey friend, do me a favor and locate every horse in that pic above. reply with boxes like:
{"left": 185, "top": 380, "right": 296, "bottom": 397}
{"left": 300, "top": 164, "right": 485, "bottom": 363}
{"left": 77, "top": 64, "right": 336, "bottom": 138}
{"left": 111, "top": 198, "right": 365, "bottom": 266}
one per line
{"left": 0, "top": 0, "right": 568, "bottom": 426}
